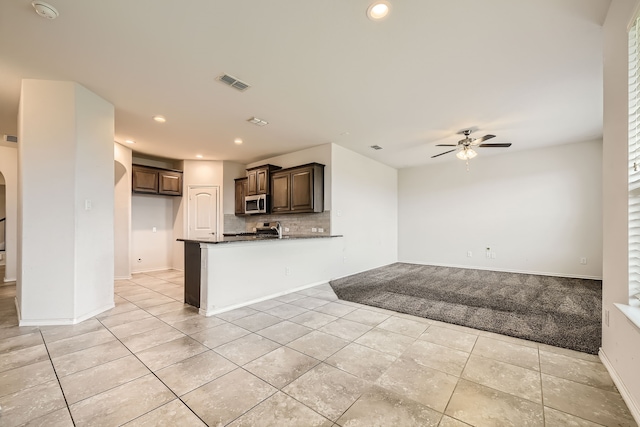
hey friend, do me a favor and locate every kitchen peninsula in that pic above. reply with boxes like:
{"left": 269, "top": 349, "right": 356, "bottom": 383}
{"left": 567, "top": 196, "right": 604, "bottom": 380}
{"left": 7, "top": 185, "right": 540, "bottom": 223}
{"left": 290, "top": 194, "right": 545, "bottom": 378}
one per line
{"left": 178, "top": 233, "right": 343, "bottom": 316}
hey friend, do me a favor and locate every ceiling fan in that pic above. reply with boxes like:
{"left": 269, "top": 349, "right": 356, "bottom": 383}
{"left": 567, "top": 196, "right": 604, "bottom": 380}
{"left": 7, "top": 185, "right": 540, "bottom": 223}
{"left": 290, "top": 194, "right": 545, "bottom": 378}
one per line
{"left": 431, "top": 129, "right": 512, "bottom": 160}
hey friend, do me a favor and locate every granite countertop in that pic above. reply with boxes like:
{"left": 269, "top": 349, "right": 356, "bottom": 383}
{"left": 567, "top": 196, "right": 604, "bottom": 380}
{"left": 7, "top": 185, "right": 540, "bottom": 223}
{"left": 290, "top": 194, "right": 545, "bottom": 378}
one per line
{"left": 177, "top": 234, "right": 342, "bottom": 244}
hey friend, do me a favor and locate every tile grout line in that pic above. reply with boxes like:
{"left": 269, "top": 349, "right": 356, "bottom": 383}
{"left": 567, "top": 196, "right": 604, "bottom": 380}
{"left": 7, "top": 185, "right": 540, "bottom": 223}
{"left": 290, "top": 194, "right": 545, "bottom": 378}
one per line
{"left": 37, "top": 328, "right": 77, "bottom": 427}
{"left": 538, "top": 343, "right": 546, "bottom": 426}
{"left": 439, "top": 325, "right": 477, "bottom": 423}
{"left": 98, "top": 273, "right": 212, "bottom": 426}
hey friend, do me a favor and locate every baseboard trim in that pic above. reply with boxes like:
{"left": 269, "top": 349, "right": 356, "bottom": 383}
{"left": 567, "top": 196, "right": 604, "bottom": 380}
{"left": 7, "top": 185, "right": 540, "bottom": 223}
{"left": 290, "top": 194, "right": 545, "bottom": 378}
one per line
{"left": 131, "top": 267, "right": 179, "bottom": 274}
{"left": 200, "top": 280, "right": 329, "bottom": 317}
{"left": 599, "top": 348, "right": 640, "bottom": 424}
{"left": 114, "top": 275, "right": 132, "bottom": 280}
{"left": 399, "top": 260, "right": 602, "bottom": 281}
{"left": 17, "top": 301, "right": 115, "bottom": 326}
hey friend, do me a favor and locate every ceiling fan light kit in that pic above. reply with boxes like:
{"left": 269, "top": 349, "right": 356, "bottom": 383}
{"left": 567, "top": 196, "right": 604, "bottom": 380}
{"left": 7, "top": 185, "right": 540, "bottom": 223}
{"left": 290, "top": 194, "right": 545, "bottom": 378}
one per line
{"left": 431, "top": 129, "right": 512, "bottom": 164}
{"left": 456, "top": 148, "right": 477, "bottom": 160}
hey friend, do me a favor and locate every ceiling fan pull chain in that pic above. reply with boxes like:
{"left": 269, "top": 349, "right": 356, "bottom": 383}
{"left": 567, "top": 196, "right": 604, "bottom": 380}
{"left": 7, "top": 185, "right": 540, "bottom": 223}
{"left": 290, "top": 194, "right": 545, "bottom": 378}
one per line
{"left": 466, "top": 159, "right": 470, "bottom": 172}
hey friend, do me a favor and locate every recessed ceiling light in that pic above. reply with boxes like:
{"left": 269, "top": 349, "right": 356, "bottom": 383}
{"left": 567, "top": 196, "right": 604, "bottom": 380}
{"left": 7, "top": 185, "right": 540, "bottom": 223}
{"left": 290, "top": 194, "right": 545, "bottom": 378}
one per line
{"left": 367, "top": 1, "right": 390, "bottom": 20}
{"left": 234, "top": 138, "right": 243, "bottom": 145}
{"left": 195, "top": 154, "right": 203, "bottom": 159}
{"left": 247, "top": 117, "right": 269, "bottom": 126}
{"left": 125, "top": 139, "right": 135, "bottom": 144}
{"left": 152, "top": 115, "right": 166, "bottom": 123}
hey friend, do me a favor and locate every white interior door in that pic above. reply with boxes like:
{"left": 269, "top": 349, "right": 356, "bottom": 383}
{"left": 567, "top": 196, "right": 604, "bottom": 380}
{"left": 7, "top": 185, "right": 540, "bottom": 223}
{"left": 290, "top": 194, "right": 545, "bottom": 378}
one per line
{"left": 188, "top": 186, "right": 219, "bottom": 239}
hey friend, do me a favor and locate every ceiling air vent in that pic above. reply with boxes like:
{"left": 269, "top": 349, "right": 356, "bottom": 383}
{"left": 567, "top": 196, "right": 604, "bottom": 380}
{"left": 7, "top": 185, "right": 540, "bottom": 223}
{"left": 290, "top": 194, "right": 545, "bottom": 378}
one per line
{"left": 217, "top": 74, "right": 251, "bottom": 92}
{"left": 247, "top": 117, "right": 269, "bottom": 126}
{"left": 3, "top": 135, "right": 17, "bottom": 143}
{"left": 370, "top": 145, "right": 383, "bottom": 150}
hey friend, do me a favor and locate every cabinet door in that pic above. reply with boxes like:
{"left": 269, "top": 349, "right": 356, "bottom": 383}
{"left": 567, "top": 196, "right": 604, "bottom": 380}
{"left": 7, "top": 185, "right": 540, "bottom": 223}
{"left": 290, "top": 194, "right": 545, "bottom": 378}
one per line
{"left": 291, "top": 167, "right": 314, "bottom": 211}
{"left": 256, "top": 168, "right": 268, "bottom": 194}
{"left": 247, "top": 170, "right": 258, "bottom": 195}
{"left": 132, "top": 166, "right": 158, "bottom": 194}
{"left": 235, "top": 178, "right": 247, "bottom": 215}
{"left": 159, "top": 171, "right": 182, "bottom": 196}
{"left": 271, "top": 173, "right": 291, "bottom": 213}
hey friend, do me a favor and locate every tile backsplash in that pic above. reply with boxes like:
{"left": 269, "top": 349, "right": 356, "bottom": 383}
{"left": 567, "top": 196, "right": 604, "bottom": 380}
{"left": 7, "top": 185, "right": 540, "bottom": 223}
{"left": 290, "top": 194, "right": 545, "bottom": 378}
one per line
{"left": 224, "top": 211, "right": 330, "bottom": 236}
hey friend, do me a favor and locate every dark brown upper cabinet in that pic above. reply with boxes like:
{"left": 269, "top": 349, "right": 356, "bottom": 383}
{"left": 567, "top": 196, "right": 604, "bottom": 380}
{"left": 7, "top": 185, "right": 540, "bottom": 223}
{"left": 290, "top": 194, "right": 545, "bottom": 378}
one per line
{"left": 132, "top": 164, "right": 183, "bottom": 196}
{"left": 271, "top": 163, "right": 324, "bottom": 214}
{"left": 246, "top": 164, "right": 281, "bottom": 196}
{"left": 234, "top": 177, "right": 248, "bottom": 215}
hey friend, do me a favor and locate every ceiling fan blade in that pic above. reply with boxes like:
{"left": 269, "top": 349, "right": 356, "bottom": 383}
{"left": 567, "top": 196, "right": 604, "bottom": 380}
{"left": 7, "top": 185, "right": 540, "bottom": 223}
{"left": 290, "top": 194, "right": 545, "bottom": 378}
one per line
{"left": 476, "top": 134, "right": 496, "bottom": 143}
{"left": 478, "top": 143, "right": 512, "bottom": 148}
{"left": 431, "top": 149, "right": 456, "bottom": 158}
{"left": 435, "top": 144, "right": 457, "bottom": 147}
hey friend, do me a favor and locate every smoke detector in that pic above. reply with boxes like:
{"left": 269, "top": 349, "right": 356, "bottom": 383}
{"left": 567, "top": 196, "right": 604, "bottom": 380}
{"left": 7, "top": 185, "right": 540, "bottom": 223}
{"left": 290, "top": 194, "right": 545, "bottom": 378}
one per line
{"left": 32, "top": 1, "right": 59, "bottom": 19}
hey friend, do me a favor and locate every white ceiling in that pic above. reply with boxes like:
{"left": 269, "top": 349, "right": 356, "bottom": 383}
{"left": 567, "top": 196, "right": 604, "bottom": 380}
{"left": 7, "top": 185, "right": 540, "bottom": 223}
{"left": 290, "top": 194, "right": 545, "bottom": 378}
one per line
{"left": 0, "top": 0, "right": 611, "bottom": 168}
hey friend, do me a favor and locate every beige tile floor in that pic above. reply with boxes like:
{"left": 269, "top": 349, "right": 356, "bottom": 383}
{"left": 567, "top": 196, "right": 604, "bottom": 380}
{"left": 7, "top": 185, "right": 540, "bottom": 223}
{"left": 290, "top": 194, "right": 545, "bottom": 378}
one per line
{"left": 0, "top": 268, "right": 637, "bottom": 426}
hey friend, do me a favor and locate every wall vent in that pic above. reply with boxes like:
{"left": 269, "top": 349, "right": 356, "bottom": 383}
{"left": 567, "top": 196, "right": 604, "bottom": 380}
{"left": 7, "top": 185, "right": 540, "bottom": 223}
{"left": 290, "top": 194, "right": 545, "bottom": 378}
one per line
{"left": 3, "top": 135, "right": 17, "bottom": 143}
{"left": 370, "top": 145, "right": 383, "bottom": 150}
{"left": 217, "top": 74, "right": 251, "bottom": 92}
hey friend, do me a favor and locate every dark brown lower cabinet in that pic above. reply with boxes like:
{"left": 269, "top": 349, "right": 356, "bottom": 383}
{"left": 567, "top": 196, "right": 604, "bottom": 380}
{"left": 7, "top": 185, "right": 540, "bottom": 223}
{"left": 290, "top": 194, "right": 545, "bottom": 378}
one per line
{"left": 184, "top": 242, "right": 201, "bottom": 308}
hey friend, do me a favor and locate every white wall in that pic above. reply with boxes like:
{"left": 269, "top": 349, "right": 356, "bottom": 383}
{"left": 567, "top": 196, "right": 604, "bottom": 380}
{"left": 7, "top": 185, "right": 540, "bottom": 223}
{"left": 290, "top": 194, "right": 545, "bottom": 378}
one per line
{"left": 223, "top": 161, "right": 247, "bottom": 215}
{"left": 201, "top": 237, "right": 343, "bottom": 315}
{"left": 132, "top": 194, "right": 175, "bottom": 273}
{"left": 247, "top": 144, "right": 332, "bottom": 211}
{"left": 0, "top": 145, "right": 17, "bottom": 280}
{"left": 331, "top": 144, "right": 398, "bottom": 277}
{"left": 114, "top": 143, "right": 132, "bottom": 279}
{"left": 398, "top": 141, "right": 603, "bottom": 278}
{"left": 73, "top": 84, "right": 115, "bottom": 319}
{"left": 602, "top": 0, "right": 640, "bottom": 420}
{"left": 18, "top": 80, "right": 114, "bottom": 324}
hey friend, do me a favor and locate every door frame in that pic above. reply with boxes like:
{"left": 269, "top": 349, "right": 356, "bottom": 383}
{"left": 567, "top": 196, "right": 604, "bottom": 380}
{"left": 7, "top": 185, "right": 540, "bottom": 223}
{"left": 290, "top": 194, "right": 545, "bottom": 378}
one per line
{"left": 186, "top": 185, "right": 221, "bottom": 240}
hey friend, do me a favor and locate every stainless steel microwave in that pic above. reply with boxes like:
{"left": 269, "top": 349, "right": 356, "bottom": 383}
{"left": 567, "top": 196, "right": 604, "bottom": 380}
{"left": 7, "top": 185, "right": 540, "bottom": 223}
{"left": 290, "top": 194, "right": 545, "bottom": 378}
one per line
{"left": 245, "top": 194, "right": 268, "bottom": 214}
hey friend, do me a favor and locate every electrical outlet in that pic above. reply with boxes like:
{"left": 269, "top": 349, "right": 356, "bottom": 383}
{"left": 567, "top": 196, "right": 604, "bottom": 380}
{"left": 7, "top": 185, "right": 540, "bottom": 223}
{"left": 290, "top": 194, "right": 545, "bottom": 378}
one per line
{"left": 284, "top": 227, "right": 290, "bottom": 232}
{"left": 491, "top": 252, "right": 496, "bottom": 259}
{"left": 343, "top": 257, "right": 347, "bottom": 263}
{"left": 604, "top": 309, "right": 610, "bottom": 326}
{"left": 311, "top": 227, "right": 318, "bottom": 232}
{"left": 152, "top": 227, "right": 157, "bottom": 233}
{"left": 285, "top": 267, "right": 291, "bottom": 276}
{"left": 318, "top": 228, "right": 324, "bottom": 233}
{"left": 467, "top": 251, "right": 472, "bottom": 257}
{"left": 580, "top": 257, "right": 587, "bottom": 265}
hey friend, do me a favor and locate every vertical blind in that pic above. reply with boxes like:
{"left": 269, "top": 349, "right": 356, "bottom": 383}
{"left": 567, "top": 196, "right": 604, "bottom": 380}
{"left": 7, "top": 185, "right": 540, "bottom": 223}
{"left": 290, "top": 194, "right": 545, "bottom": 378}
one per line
{"left": 629, "top": 16, "right": 640, "bottom": 306}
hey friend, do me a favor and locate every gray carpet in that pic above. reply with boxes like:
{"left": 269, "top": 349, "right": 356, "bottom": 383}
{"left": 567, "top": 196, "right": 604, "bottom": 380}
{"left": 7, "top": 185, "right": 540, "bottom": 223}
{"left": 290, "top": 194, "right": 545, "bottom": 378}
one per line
{"left": 330, "top": 263, "right": 602, "bottom": 354}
